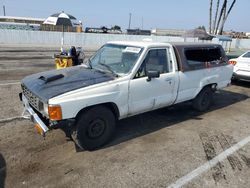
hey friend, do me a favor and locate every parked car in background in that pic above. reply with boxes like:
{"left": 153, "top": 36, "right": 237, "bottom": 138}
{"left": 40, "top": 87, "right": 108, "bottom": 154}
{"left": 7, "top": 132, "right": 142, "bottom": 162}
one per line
{"left": 229, "top": 51, "right": 250, "bottom": 81}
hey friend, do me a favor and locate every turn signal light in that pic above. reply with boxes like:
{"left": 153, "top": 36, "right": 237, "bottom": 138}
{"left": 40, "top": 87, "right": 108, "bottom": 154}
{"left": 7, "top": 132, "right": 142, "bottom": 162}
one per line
{"left": 48, "top": 105, "right": 62, "bottom": 121}
{"left": 35, "top": 124, "right": 45, "bottom": 136}
{"left": 228, "top": 60, "right": 237, "bottom": 66}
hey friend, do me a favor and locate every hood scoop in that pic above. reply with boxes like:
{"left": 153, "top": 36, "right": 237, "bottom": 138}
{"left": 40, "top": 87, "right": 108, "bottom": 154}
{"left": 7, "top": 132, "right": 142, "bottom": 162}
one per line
{"left": 39, "top": 74, "right": 64, "bottom": 84}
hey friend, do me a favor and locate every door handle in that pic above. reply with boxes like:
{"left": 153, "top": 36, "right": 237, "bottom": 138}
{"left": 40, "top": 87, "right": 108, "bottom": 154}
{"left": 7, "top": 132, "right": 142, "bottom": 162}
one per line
{"left": 165, "top": 78, "right": 172, "bottom": 84}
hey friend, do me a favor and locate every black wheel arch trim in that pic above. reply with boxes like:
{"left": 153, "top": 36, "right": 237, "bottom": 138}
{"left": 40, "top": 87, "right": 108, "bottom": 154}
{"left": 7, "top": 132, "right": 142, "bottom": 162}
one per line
{"left": 196, "top": 83, "right": 217, "bottom": 97}
{"left": 75, "top": 102, "right": 120, "bottom": 122}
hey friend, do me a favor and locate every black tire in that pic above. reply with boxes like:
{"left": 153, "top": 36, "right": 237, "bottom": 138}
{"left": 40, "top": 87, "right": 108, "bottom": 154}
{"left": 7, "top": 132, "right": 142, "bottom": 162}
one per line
{"left": 231, "top": 77, "right": 238, "bottom": 84}
{"left": 74, "top": 106, "right": 116, "bottom": 150}
{"left": 192, "top": 87, "right": 213, "bottom": 112}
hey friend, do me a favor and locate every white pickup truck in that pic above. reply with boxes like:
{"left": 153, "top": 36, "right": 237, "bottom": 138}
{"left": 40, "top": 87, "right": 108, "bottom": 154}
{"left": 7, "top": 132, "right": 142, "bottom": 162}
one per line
{"left": 20, "top": 41, "right": 233, "bottom": 150}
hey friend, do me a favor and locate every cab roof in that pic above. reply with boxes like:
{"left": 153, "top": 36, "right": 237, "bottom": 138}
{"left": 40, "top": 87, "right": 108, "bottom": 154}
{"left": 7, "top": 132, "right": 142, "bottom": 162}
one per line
{"left": 107, "top": 41, "right": 171, "bottom": 48}
{"left": 107, "top": 41, "right": 222, "bottom": 49}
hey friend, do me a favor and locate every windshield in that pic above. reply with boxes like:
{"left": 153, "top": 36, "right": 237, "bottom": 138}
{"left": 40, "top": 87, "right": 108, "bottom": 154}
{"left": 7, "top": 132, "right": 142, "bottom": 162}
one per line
{"left": 89, "top": 44, "right": 143, "bottom": 76}
{"left": 242, "top": 51, "right": 250, "bottom": 58}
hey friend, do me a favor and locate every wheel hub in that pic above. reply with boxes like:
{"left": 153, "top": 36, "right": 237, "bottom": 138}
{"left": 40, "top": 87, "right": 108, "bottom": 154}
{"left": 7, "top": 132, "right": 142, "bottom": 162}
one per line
{"left": 88, "top": 119, "right": 105, "bottom": 138}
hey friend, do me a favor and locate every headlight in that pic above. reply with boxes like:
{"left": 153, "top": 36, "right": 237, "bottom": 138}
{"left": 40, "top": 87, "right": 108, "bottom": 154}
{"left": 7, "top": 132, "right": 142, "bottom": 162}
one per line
{"left": 43, "top": 103, "right": 49, "bottom": 115}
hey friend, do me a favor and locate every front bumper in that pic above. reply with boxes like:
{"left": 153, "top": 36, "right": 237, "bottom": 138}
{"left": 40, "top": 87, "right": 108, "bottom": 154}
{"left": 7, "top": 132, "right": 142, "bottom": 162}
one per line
{"left": 21, "top": 93, "right": 49, "bottom": 136}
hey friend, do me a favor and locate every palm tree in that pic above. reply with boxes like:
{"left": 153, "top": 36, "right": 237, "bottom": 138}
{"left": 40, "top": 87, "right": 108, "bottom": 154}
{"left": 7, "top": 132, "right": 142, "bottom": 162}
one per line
{"left": 218, "top": 0, "right": 236, "bottom": 34}
{"left": 212, "top": 0, "right": 220, "bottom": 34}
{"left": 209, "top": 0, "right": 213, "bottom": 34}
{"left": 215, "top": 0, "right": 227, "bottom": 34}
{"left": 212, "top": 0, "right": 236, "bottom": 35}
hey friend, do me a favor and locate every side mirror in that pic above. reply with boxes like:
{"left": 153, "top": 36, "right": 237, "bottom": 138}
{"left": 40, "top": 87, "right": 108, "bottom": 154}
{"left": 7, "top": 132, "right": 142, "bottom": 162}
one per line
{"left": 146, "top": 70, "right": 160, "bottom": 82}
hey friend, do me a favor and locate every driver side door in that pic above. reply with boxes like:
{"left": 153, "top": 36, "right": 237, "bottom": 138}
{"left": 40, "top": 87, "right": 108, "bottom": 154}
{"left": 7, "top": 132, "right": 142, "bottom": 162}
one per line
{"left": 128, "top": 48, "right": 178, "bottom": 116}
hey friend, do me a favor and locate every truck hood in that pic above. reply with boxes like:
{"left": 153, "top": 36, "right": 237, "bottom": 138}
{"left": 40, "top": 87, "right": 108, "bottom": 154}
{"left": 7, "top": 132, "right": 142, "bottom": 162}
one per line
{"left": 21, "top": 66, "right": 115, "bottom": 103}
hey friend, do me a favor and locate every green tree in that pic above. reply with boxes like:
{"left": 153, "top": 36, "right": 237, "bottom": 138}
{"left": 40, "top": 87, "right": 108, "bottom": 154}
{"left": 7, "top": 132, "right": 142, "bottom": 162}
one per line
{"left": 197, "top": 26, "right": 206, "bottom": 31}
{"left": 111, "top": 25, "right": 121, "bottom": 31}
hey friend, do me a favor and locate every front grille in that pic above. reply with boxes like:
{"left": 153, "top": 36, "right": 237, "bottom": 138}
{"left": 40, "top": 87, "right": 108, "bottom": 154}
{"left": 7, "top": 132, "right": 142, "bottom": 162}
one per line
{"left": 21, "top": 84, "right": 40, "bottom": 111}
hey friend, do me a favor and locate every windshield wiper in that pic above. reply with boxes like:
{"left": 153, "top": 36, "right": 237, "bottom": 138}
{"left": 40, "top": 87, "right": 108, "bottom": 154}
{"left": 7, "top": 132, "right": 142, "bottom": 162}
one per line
{"left": 99, "top": 62, "right": 118, "bottom": 77}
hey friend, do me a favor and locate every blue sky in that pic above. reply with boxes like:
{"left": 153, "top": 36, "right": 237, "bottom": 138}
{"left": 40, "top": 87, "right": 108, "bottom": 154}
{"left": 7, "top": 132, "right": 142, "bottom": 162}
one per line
{"left": 0, "top": 0, "right": 249, "bottom": 32}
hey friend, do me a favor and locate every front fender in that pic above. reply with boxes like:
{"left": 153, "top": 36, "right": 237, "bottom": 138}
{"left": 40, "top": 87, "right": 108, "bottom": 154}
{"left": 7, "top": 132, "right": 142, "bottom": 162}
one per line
{"left": 49, "top": 81, "right": 129, "bottom": 120}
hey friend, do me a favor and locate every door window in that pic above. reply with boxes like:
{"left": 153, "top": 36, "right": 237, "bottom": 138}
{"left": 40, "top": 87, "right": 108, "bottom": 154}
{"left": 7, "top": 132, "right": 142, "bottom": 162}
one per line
{"left": 135, "top": 49, "right": 170, "bottom": 78}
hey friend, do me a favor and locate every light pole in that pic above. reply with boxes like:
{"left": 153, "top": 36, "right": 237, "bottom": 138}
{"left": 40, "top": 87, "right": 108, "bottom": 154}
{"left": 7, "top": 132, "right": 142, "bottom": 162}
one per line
{"left": 128, "top": 13, "right": 132, "bottom": 29}
{"left": 3, "top": 5, "right": 6, "bottom": 16}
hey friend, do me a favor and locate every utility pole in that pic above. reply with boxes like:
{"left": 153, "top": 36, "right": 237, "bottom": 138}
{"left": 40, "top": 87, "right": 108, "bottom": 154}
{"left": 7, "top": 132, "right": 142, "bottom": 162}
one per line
{"left": 3, "top": 5, "right": 6, "bottom": 16}
{"left": 128, "top": 13, "right": 132, "bottom": 29}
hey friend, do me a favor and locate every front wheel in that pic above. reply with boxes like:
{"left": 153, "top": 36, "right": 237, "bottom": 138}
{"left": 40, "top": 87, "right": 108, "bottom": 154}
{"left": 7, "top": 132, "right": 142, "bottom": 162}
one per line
{"left": 192, "top": 87, "right": 213, "bottom": 112}
{"left": 73, "top": 106, "right": 116, "bottom": 151}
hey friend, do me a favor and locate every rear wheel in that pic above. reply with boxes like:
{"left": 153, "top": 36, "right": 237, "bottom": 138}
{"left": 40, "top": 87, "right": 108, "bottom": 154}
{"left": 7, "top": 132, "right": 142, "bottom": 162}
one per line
{"left": 73, "top": 106, "right": 116, "bottom": 151}
{"left": 231, "top": 76, "right": 238, "bottom": 83}
{"left": 192, "top": 87, "right": 213, "bottom": 112}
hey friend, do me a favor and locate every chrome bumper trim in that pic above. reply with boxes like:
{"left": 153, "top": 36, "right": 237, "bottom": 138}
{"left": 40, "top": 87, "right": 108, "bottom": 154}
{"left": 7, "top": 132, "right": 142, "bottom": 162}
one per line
{"left": 22, "top": 94, "right": 49, "bottom": 134}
